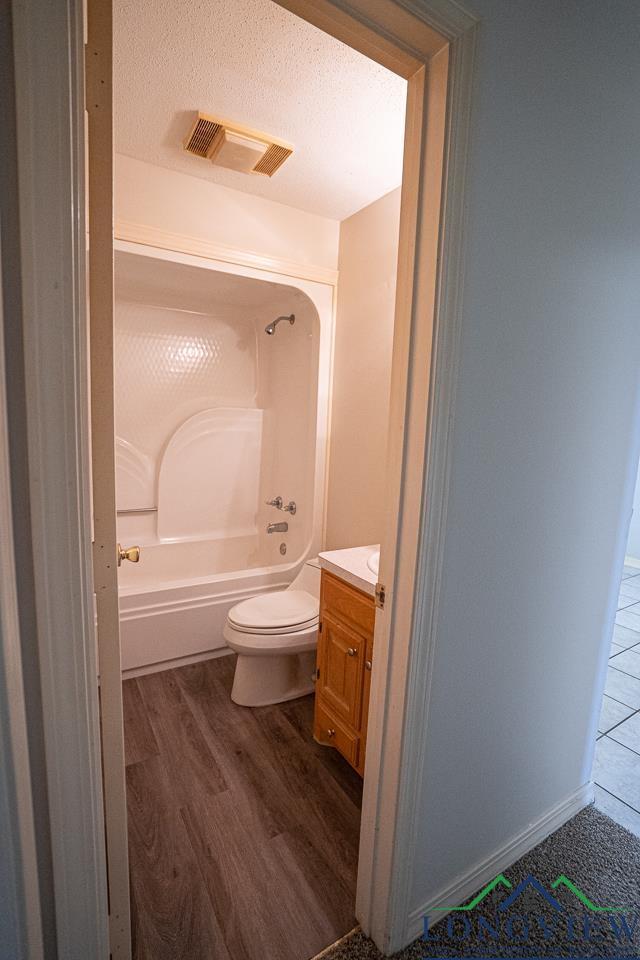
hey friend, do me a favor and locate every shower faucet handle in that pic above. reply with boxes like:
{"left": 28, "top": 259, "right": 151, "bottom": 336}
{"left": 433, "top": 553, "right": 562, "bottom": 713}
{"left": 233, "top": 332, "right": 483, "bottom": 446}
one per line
{"left": 283, "top": 500, "right": 297, "bottom": 516}
{"left": 265, "top": 496, "right": 283, "bottom": 510}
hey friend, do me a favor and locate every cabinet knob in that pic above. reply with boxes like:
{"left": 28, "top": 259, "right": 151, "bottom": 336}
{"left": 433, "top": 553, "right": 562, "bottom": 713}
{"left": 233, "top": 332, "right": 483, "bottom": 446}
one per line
{"left": 347, "top": 647, "right": 357, "bottom": 657}
{"left": 327, "top": 728, "right": 336, "bottom": 738}
{"left": 365, "top": 659, "right": 372, "bottom": 671}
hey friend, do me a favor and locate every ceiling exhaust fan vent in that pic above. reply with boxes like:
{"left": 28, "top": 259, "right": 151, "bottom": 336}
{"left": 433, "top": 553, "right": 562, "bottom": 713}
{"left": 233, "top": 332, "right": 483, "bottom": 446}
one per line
{"left": 184, "top": 116, "right": 224, "bottom": 158}
{"left": 253, "top": 143, "right": 293, "bottom": 177}
{"left": 183, "top": 112, "right": 293, "bottom": 177}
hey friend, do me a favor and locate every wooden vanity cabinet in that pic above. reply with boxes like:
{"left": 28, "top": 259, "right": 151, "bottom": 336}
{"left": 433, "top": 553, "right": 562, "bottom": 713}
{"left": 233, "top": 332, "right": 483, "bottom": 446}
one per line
{"left": 314, "top": 570, "right": 375, "bottom": 776}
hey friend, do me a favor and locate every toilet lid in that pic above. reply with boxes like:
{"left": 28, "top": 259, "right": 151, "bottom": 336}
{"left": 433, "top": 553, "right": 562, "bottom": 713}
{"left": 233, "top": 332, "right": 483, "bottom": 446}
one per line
{"left": 228, "top": 589, "right": 319, "bottom": 631}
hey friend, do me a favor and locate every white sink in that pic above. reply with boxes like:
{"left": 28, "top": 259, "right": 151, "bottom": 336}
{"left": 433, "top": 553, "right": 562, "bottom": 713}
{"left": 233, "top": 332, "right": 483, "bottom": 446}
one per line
{"left": 367, "top": 550, "right": 380, "bottom": 576}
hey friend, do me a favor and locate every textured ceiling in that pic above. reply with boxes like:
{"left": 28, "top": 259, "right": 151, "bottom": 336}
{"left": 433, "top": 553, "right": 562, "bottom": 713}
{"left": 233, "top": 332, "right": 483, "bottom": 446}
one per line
{"left": 114, "top": 0, "right": 407, "bottom": 221}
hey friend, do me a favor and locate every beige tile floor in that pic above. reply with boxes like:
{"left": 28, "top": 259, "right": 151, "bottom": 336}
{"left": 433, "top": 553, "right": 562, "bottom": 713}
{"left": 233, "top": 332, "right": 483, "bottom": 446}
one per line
{"left": 593, "top": 565, "right": 640, "bottom": 837}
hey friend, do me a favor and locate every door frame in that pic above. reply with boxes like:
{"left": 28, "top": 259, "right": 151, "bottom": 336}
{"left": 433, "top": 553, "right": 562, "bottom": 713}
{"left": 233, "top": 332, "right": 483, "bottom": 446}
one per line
{"left": 7, "top": 0, "right": 109, "bottom": 957}
{"left": 275, "top": 1, "right": 477, "bottom": 950}
{"left": 7, "top": 0, "right": 477, "bottom": 956}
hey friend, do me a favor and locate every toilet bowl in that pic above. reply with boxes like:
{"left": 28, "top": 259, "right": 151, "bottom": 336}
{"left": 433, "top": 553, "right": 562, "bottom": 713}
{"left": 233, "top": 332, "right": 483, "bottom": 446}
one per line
{"left": 223, "top": 559, "right": 321, "bottom": 706}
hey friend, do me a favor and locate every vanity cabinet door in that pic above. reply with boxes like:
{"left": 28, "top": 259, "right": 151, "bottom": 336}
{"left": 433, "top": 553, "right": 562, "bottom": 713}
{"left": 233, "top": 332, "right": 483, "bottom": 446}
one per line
{"left": 317, "top": 613, "right": 364, "bottom": 727}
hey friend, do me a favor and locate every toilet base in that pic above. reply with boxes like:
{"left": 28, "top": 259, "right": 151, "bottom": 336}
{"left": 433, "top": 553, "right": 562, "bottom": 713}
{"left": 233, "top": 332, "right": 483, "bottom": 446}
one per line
{"left": 231, "top": 650, "right": 316, "bottom": 707}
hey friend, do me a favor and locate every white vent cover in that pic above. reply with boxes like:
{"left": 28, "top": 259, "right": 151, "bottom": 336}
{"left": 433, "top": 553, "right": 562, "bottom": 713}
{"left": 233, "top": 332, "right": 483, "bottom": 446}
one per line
{"left": 183, "top": 112, "right": 293, "bottom": 177}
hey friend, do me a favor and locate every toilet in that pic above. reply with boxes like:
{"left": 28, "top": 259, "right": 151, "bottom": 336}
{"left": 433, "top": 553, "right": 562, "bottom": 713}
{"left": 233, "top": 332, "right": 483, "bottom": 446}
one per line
{"left": 223, "top": 559, "right": 321, "bottom": 706}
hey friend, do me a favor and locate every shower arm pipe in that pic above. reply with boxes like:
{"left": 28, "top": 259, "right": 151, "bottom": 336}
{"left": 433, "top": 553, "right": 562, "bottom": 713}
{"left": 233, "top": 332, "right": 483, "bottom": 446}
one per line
{"left": 264, "top": 313, "right": 295, "bottom": 335}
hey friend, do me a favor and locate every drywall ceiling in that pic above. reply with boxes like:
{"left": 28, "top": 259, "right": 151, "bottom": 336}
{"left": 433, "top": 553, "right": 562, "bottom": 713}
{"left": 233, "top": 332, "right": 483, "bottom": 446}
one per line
{"left": 114, "top": 0, "right": 407, "bottom": 221}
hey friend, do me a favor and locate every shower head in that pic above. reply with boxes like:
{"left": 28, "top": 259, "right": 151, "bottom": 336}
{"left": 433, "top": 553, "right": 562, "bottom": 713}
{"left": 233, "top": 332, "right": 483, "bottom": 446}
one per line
{"left": 265, "top": 314, "right": 295, "bottom": 336}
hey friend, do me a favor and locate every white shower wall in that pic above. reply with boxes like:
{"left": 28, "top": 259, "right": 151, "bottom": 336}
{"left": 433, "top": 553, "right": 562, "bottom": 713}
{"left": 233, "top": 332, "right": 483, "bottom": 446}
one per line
{"left": 115, "top": 300, "right": 259, "bottom": 463}
{"left": 114, "top": 246, "right": 320, "bottom": 576}
{"left": 256, "top": 306, "right": 320, "bottom": 568}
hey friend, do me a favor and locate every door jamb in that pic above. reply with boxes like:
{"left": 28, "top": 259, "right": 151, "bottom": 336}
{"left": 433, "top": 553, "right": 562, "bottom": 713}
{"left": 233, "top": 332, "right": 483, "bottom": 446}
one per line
{"left": 8, "top": 0, "right": 109, "bottom": 956}
{"left": 86, "top": 0, "right": 132, "bottom": 953}
{"left": 7, "top": 0, "right": 477, "bottom": 955}
{"left": 275, "top": 1, "right": 477, "bottom": 951}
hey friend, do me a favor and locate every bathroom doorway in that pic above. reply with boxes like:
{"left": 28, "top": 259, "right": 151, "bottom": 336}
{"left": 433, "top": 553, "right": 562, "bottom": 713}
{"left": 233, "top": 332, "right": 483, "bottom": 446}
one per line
{"left": 81, "top": 0, "right": 472, "bottom": 957}
{"left": 110, "top": 4, "right": 407, "bottom": 949}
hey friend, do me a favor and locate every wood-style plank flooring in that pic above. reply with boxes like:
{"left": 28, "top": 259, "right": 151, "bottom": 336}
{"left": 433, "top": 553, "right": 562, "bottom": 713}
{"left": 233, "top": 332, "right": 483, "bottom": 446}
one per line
{"left": 123, "top": 654, "right": 363, "bottom": 960}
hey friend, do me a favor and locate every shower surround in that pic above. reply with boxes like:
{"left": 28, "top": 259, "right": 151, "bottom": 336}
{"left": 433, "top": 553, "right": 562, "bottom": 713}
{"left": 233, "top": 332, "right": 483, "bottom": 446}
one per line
{"left": 114, "top": 243, "right": 333, "bottom": 672}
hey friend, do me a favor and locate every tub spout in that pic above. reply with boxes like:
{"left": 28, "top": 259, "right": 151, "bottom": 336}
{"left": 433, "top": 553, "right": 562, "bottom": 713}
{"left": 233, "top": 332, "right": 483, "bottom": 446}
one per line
{"left": 267, "top": 521, "right": 288, "bottom": 534}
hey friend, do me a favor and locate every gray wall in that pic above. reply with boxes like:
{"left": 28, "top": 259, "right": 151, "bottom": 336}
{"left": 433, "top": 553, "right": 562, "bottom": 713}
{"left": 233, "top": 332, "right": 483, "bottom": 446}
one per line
{"left": 410, "top": 0, "right": 640, "bottom": 911}
{"left": 0, "top": 3, "right": 56, "bottom": 956}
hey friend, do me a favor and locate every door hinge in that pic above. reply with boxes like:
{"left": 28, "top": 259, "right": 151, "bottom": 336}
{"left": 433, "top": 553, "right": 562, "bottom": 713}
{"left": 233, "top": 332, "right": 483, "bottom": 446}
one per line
{"left": 375, "top": 581, "right": 386, "bottom": 609}
{"left": 316, "top": 667, "right": 320, "bottom": 679}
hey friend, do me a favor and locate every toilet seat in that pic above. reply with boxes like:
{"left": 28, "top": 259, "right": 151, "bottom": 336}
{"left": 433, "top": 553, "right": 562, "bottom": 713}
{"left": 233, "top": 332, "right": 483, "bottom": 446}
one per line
{"left": 228, "top": 618, "right": 319, "bottom": 636}
{"left": 227, "top": 589, "right": 319, "bottom": 633}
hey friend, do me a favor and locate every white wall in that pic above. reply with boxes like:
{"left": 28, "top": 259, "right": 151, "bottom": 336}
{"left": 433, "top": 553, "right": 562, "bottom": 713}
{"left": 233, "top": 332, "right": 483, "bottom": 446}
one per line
{"left": 325, "top": 188, "right": 400, "bottom": 550}
{"left": 408, "top": 0, "right": 640, "bottom": 923}
{"left": 115, "top": 154, "right": 339, "bottom": 271}
{"left": 625, "top": 459, "right": 640, "bottom": 561}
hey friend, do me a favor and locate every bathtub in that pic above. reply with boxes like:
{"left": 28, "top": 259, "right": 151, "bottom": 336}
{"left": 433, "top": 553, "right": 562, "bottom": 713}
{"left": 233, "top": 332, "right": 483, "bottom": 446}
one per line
{"left": 114, "top": 241, "right": 334, "bottom": 674}
{"left": 118, "top": 539, "right": 306, "bottom": 673}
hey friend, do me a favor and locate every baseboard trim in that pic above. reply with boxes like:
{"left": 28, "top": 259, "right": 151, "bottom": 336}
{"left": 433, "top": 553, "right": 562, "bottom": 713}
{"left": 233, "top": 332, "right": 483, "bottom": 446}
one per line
{"left": 121, "top": 645, "right": 233, "bottom": 680}
{"left": 405, "top": 781, "right": 594, "bottom": 944}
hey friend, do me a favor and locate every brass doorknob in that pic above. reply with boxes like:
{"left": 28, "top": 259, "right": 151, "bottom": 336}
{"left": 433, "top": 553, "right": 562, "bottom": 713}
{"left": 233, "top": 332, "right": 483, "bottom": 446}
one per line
{"left": 117, "top": 543, "right": 141, "bottom": 567}
{"left": 327, "top": 728, "right": 336, "bottom": 738}
{"left": 347, "top": 647, "right": 357, "bottom": 657}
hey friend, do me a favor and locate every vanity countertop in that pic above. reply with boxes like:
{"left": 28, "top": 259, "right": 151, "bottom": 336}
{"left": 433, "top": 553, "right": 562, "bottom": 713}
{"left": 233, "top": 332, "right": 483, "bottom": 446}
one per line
{"left": 318, "top": 545, "right": 379, "bottom": 598}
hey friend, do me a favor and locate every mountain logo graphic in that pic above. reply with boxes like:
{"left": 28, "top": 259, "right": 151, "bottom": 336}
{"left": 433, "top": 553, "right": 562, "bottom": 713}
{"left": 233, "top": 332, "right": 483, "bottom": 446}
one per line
{"left": 432, "top": 873, "right": 630, "bottom": 913}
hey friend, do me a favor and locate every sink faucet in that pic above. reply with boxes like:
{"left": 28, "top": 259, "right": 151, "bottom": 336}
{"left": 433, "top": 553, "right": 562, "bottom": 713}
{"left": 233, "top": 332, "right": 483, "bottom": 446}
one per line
{"left": 267, "top": 521, "right": 288, "bottom": 534}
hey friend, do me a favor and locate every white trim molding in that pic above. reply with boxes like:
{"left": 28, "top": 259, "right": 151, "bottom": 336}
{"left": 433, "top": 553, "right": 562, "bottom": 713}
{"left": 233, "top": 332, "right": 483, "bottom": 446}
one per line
{"left": 10, "top": 0, "right": 109, "bottom": 955}
{"left": 382, "top": 7, "right": 479, "bottom": 951}
{"left": 115, "top": 219, "right": 339, "bottom": 286}
{"left": 342, "top": 1, "right": 479, "bottom": 953}
{"left": 393, "top": 0, "right": 478, "bottom": 39}
{"left": 0, "top": 245, "right": 44, "bottom": 959}
{"left": 406, "top": 783, "right": 594, "bottom": 942}
{"left": 275, "top": 1, "right": 480, "bottom": 954}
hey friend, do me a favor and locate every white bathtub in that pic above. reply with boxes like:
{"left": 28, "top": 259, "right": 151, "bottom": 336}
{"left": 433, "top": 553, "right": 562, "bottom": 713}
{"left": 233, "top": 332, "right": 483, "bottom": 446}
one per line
{"left": 118, "top": 539, "right": 304, "bottom": 673}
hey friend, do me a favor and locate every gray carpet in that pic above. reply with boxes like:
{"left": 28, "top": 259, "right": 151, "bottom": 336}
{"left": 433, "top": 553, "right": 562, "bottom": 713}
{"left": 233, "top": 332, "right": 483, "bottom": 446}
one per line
{"left": 321, "top": 806, "right": 640, "bottom": 959}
